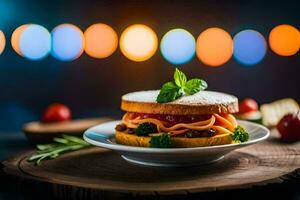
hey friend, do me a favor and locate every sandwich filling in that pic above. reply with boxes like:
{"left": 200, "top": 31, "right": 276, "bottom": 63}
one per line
{"left": 116, "top": 112, "right": 238, "bottom": 138}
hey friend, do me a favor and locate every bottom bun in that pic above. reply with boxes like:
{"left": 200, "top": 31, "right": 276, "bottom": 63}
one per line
{"left": 115, "top": 131, "right": 234, "bottom": 148}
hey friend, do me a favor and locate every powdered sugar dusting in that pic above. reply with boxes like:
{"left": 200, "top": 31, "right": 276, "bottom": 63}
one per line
{"left": 122, "top": 90, "right": 237, "bottom": 105}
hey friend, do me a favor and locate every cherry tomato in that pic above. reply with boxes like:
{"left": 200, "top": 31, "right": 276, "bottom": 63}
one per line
{"left": 277, "top": 113, "right": 300, "bottom": 142}
{"left": 239, "top": 98, "right": 258, "bottom": 113}
{"left": 42, "top": 103, "right": 72, "bottom": 123}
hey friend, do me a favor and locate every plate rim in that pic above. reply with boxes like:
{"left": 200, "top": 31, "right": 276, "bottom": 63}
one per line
{"left": 83, "top": 120, "right": 270, "bottom": 153}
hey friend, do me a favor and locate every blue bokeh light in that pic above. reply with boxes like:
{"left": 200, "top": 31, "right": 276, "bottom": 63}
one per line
{"left": 160, "top": 29, "right": 195, "bottom": 65}
{"left": 19, "top": 24, "right": 51, "bottom": 60}
{"left": 233, "top": 30, "right": 267, "bottom": 66}
{"left": 51, "top": 24, "right": 84, "bottom": 61}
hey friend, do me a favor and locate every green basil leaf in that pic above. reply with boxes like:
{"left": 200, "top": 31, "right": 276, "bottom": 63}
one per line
{"left": 174, "top": 68, "right": 187, "bottom": 87}
{"left": 157, "top": 87, "right": 183, "bottom": 103}
{"left": 184, "top": 78, "right": 208, "bottom": 95}
{"left": 161, "top": 81, "right": 178, "bottom": 90}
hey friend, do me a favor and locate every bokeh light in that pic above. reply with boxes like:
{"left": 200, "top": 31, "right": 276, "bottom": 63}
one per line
{"left": 0, "top": 30, "right": 5, "bottom": 55}
{"left": 196, "top": 28, "right": 233, "bottom": 67}
{"left": 120, "top": 24, "right": 158, "bottom": 62}
{"left": 269, "top": 24, "right": 300, "bottom": 56}
{"left": 11, "top": 24, "right": 30, "bottom": 56}
{"left": 160, "top": 29, "right": 195, "bottom": 65}
{"left": 233, "top": 30, "right": 267, "bottom": 66}
{"left": 51, "top": 24, "right": 85, "bottom": 61}
{"left": 84, "top": 23, "right": 118, "bottom": 59}
{"left": 19, "top": 24, "right": 51, "bottom": 60}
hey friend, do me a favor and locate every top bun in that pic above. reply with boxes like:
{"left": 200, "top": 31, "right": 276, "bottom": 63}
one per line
{"left": 121, "top": 90, "right": 238, "bottom": 115}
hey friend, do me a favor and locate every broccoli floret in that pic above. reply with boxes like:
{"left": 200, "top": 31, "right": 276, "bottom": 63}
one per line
{"left": 136, "top": 123, "right": 157, "bottom": 136}
{"left": 150, "top": 133, "right": 172, "bottom": 148}
{"left": 231, "top": 126, "right": 249, "bottom": 143}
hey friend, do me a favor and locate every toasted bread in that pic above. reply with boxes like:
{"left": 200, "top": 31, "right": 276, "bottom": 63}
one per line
{"left": 261, "top": 98, "right": 299, "bottom": 127}
{"left": 121, "top": 90, "right": 238, "bottom": 115}
{"left": 115, "top": 130, "right": 234, "bottom": 148}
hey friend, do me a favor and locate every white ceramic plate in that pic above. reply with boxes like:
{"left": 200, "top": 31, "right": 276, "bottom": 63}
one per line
{"left": 84, "top": 120, "right": 269, "bottom": 167}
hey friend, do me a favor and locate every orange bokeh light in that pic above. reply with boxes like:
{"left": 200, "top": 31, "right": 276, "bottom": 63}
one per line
{"left": 84, "top": 23, "right": 118, "bottom": 59}
{"left": 0, "top": 30, "right": 5, "bottom": 55}
{"left": 11, "top": 24, "right": 30, "bottom": 56}
{"left": 196, "top": 28, "right": 233, "bottom": 67}
{"left": 120, "top": 24, "right": 158, "bottom": 62}
{"left": 269, "top": 24, "right": 300, "bottom": 56}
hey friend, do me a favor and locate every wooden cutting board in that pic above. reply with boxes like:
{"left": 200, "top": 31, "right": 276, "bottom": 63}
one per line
{"left": 22, "top": 117, "right": 112, "bottom": 143}
{"left": 2, "top": 129, "right": 300, "bottom": 199}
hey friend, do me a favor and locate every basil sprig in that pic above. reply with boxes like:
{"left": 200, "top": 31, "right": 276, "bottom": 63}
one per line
{"left": 156, "top": 68, "right": 207, "bottom": 103}
{"left": 28, "top": 135, "right": 90, "bottom": 165}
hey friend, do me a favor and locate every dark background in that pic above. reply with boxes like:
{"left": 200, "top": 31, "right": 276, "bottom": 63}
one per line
{"left": 0, "top": 0, "right": 299, "bottom": 131}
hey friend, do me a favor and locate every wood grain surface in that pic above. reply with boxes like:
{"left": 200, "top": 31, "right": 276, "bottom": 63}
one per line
{"left": 2, "top": 129, "right": 300, "bottom": 199}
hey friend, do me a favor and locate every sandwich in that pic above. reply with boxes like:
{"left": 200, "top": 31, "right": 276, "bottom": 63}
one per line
{"left": 115, "top": 68, "right": 249, "bottom": 148}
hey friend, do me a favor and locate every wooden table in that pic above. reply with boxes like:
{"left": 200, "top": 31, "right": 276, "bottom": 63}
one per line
{"left": 1, "top": 130, "right": 300, "bottom": 200}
